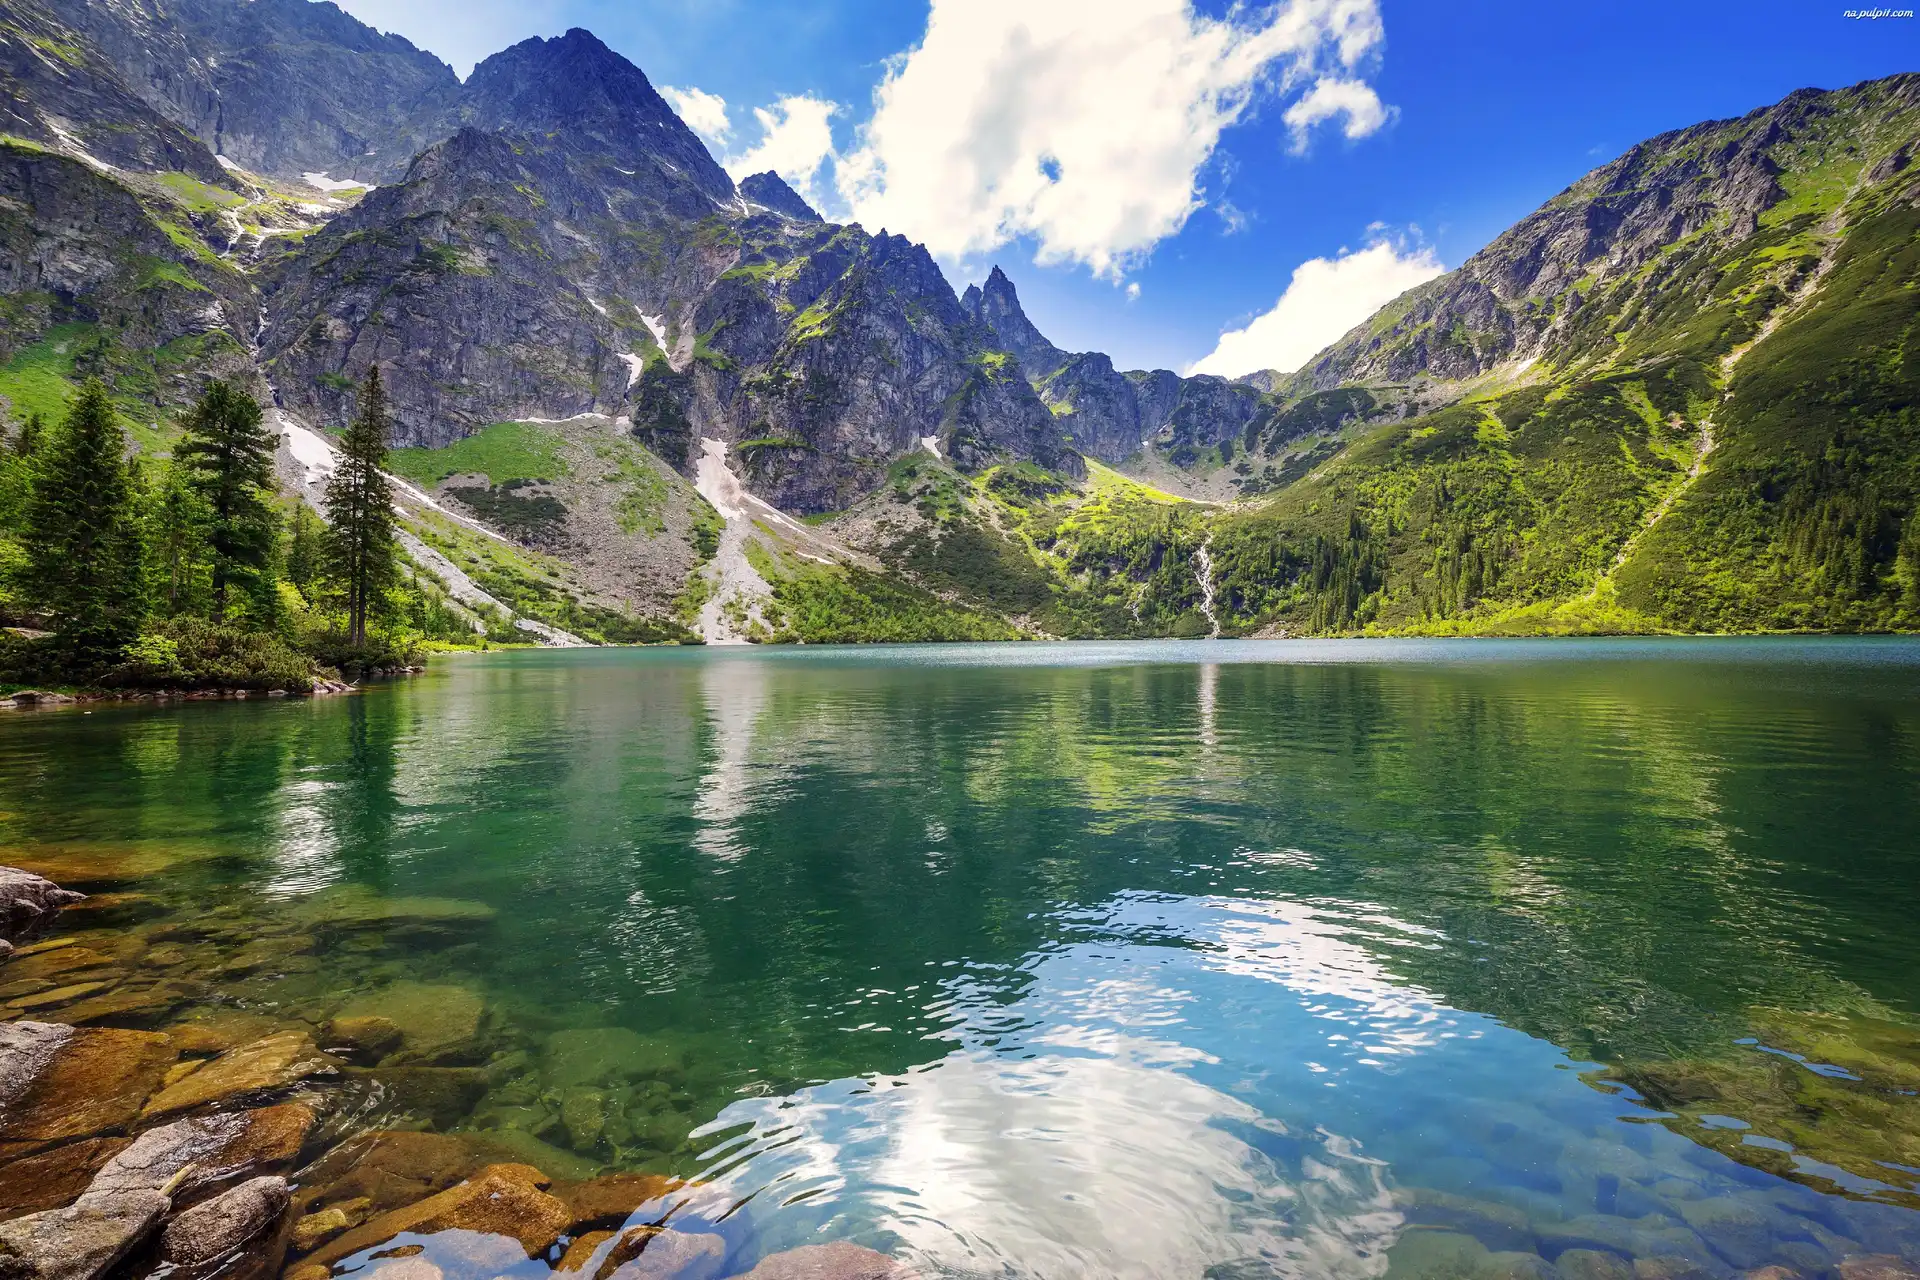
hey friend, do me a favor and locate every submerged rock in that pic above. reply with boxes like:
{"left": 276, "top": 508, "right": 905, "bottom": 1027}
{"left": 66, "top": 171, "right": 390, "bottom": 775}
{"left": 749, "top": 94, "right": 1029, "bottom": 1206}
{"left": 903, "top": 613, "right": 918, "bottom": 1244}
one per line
{"left": 554, "top": 1172, "right": 680, "bottom": 1233}
{"left": 742, "top": 1243, "right": 916, "bottom": 1280}
{"left": 0, "top": 867, "right": 85, "bottom": 939}
{"left": 325, "top": 1015, "right": 404, "bottom": 1058}
{"left": 0, "top": 1024, "right": 175, "bottom": 1149}
{"left": 160, "top": 1175, "right": 291, "bottom": 1266}
{"left": 0, "top": 1189, "right": 168, "bottom": 1280}
{"left": 334, "top": 982, "right": 485, "bottom": 1062}
{"left": 140, "top": 1032, "right": 337, "bottom": 1118}
{"left": 289, "top": 888, "right": 497, "bottom": 935}
{"left": 343, "top": 1065, "right": 488, "bottom": 1130}
{"left": 302, "top": 1163, "right": 571, "bottom": 1266}
{"left": 0, "top": 1137, "right": 129, "bottom": 1219}
{"left": 545, "top": 1027, "right": 687, "bottom": 1088}
{"left": 1556, "top": 1250, "right": 1634, "bottom": 1280}
{"left": 597, "top": 1227, "right": 726, "bottom": 1280}
{"left": 1838, "top": 1259, "right": 1920, "bottom": 1280}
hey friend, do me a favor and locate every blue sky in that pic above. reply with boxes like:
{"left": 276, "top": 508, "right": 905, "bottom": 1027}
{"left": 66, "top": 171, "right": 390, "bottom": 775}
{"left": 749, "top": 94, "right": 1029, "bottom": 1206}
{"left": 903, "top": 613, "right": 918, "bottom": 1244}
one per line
{"left": 336, "top": 0, "right": 1915, "bottom": 376}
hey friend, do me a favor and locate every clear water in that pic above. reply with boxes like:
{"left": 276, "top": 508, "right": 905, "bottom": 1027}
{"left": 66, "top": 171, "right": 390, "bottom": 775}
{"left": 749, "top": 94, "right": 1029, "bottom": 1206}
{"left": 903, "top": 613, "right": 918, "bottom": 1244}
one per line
{"left": 4, "top": 638, "right": 1920, "bottom": 1277}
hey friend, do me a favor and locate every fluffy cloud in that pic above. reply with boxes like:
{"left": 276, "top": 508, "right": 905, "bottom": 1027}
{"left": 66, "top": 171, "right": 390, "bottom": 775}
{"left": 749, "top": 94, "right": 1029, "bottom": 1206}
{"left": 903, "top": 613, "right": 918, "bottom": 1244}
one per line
{"left": 1188, "top": 239, "right": 1444, "bottom": 378}
{"left": 835, "top": 0, "right": 1389, "bottom": 278}
{"left": 661, "top": 86, "right": 732, "bottom": 145}
{"left": 1282, "top": 76, "right": 1391, "bottom": 149}
{"left": 722, "top": 95, "right": 840, "bottom": 199}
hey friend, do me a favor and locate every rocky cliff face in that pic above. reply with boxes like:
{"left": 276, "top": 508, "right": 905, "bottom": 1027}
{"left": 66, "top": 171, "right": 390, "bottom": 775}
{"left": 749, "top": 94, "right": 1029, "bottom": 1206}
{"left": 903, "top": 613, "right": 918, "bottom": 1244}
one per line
{"left": 50, "top": 0, "right": 458, "bottom": 181}
{"left": 0, "top": 0, "right": 235, "bottom": 184}
{"left": 962, "top": 263, "right": 1264, "bottom": 466}
{"left": 1295, "top": 74, "right": 1920, "bottom": 392}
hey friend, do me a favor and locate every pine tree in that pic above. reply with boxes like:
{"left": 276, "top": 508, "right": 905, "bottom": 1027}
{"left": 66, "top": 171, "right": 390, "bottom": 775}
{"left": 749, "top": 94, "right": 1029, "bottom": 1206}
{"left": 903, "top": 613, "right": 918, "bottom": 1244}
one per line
{"left": 145, "top": 458, "right": 211, "bottom": 615}
{"left": 286, "top": 500, "right": 325, "bottom": 596}
{"left": 23, "top": 381, "right": 145, "bottom": 668}
{"left": 176, "top": 381, "right": 276, "bottom": 619}
{"left": 323, "top": 366, "right": 397, "bottom": 648}
{"left": 11, "top": 412, "right": 42, "bottom": 459}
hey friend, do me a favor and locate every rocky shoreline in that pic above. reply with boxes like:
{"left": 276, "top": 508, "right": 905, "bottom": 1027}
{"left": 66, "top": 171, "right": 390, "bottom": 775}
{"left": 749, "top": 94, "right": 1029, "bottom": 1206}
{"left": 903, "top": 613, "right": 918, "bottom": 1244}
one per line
{"left": 0, "top": 867, "right": 915, "bottom": 1280}
{"left": 0, "top": 670, "right": 434, "bottom": 710}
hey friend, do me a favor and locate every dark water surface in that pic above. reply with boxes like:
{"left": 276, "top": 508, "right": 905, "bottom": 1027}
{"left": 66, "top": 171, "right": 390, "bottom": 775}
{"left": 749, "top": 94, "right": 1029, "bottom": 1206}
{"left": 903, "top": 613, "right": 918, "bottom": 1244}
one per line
{"left": 4, "top": 638, "right": 1920, "bottom": 1277}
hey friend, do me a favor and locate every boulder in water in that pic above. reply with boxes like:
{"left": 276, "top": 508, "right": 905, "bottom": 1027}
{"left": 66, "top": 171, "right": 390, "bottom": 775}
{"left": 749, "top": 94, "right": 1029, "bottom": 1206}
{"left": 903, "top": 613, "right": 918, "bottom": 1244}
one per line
{"left": 160, "top": 1175, "right": 291, "bottom": 1266}
{"left": 0, "top": 1023, "right": 175, "bottom": 1150}
{"left": 0, "top": 1189, "right": 169, "bottom": 1280}
{"left": 0, "top": 867, "right": 85, "bottom": 940}
{"left": 140, "top": 1033, "right": 337, "bottom": 1119}
{"left": 88, "top": 1103, "right": 314, "bottom": 1202}
{"left": 301, "top": 1163, "right": 571, "bottom": 1266}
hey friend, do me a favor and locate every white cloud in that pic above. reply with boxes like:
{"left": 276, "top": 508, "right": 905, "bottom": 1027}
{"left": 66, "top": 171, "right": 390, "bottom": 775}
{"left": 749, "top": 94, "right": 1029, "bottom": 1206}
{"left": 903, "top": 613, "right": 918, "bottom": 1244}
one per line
{"left": 1189, "top": 239, "right": 1444, "bottom": 378}
{"left": 661, "top": 86, "right": 732, "bottom": 145}
{"left": 1126, "top": 282, "right": 1142, "bottom": 301}
{"left": 836, "top": 0, "right": 1389, "bottom": 278}
{"left": 722, "top": 95, "right": 841, "bottom": 201}
{"left": 1282, "top": 76, "right": 1391, "bottom": 150}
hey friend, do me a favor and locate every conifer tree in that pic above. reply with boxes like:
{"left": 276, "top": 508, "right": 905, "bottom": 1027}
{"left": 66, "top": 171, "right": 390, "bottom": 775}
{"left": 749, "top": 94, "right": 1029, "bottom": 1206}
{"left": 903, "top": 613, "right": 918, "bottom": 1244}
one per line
{"left": 323, "top": 366, "right": 397, "bottom": 648}
{"left": 176, "top": 381, "right": 275, "bottom": 619}
{"left": 9, "top": 412, "right": 42, "bottom": 459}
{"left": 286, "top": 501, "right": 325, "bottom": 596}
{"left": 146, "top": 458, "right": 211, "bottom": 616}
{"left": 23, "top": 382, "right": 145, "bottom": 667}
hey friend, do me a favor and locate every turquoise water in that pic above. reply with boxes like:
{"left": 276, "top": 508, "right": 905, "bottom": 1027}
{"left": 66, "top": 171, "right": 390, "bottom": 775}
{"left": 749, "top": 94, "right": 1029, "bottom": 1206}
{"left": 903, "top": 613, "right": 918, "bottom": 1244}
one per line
{"left": 3, "top": 639, "right": 1920, "bottom": 1276}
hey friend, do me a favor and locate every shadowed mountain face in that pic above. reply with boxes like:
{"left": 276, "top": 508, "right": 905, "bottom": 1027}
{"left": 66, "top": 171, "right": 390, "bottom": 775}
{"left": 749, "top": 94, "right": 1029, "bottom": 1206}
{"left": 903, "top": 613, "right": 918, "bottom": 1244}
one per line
{"left": 49, "top": 0, "right": 458, "bottom": 180}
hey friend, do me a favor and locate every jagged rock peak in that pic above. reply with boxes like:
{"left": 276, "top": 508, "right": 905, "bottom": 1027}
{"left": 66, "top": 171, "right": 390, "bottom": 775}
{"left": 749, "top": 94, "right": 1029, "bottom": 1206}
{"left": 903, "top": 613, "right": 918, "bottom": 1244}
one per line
{"left": 970, "top": 265, "right": 1066, "bottom": 373}
{"left": 461, "top": 27, "right": 733, "bottom": 202}
{"left": 739, "top": 170, "right": 821, "bottom": 222}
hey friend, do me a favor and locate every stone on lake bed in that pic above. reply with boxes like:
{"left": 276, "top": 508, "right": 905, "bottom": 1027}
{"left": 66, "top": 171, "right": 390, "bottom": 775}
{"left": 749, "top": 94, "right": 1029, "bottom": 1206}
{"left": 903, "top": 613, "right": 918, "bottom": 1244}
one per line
{"left": 597, "top": 1227, "right": 726, "bottom": 1280}
{"left": 301, "top": 1163, "right": 573, "bottom": 1266}
{"left": 552, "top": 1172, "right": 681, "bottom": 1233}
{"left": 343, "top": 1065, "right": 488, "bottom": 1130}
{"left": 140, "top": 1032, "right": 338, "bottom": 1118}
{"left": 334, "top": 982, "right": 484, "bottom": 1059}
{"left": 58, "top": 982, "right": 190, "bottom": 1026}
{"left": 0, "top": 1189, "right": 169, "bottom": 1280}
{"left": 0, "top": 1137, "right": 129, "bottom": 1218}
{"left": 325, "top": 1014, "right": 404, "bottom": 1057}
{"left": 545, "top": 1026, "right": 688, "bottom": 1088}
{"left": 742, "top": 1242, "right": 918, "bottom": 1280}
{"left": 7, "top": 979, "right": 116, "bottom": 1011}
{"left": 288, "top": 887, "right": 497, "bottom": 933}
{"left": 1838, "top": 1259, "right": 1920, "bottom": 1280}
{"left": 0, "top": 1023, "right": 175, "bottom": 1149}
{"left": 160, "top": 1175, "right": 292, "bottom": 1265}
{"left": 1556, "top": 1250, "right": 1635, "bottom": 1280}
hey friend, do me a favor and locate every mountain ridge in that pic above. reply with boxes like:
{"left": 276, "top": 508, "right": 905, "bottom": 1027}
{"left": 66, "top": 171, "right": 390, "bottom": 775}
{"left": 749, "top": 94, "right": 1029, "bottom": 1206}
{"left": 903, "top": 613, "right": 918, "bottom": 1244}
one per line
{"left": 1, "top": 0, "right": 1917, "bottom": 644}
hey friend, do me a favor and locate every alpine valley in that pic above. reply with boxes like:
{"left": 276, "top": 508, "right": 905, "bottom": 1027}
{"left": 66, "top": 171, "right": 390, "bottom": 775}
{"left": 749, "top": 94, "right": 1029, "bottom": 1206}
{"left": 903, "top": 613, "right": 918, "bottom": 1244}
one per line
{"left": 3, "top": 0, "right": 1920, "bottom": 645}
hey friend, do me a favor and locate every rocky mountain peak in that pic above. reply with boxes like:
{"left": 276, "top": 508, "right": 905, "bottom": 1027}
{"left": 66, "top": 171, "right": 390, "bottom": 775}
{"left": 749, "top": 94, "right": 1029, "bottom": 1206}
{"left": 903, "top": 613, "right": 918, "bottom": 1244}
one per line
{"left": 738, "top": 170, "right": 821, "bottom": 222}
{"left": 460, "top": 28, "right": 733, "bottom": 203}
{"left": 970, "top": 265, "right": 1066, "bottom": 374}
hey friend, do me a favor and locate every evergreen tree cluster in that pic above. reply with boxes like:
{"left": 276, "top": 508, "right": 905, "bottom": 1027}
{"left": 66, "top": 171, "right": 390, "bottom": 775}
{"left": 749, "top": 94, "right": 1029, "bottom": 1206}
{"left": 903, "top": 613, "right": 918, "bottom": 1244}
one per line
{"left": 0, "top": 368, "right": 470, "bottom": 689}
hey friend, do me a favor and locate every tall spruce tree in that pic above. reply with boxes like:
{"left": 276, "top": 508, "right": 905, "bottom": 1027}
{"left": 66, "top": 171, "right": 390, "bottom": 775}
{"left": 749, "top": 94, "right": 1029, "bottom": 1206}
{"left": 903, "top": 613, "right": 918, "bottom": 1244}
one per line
{"left": 176, "top": 381, "right": 275, "bottom": 619}
{"left": 146, "top": 458, "right": 211, "bottom": 616}
{"left": 324, "top": 366, "right": 397, "bottom": 648}
{"left": 23, "top": 382, "right": 145, "bottom": 667}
